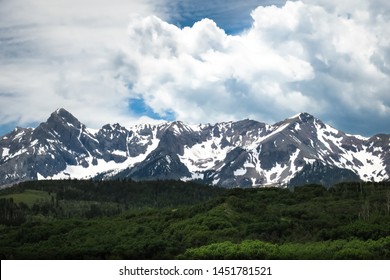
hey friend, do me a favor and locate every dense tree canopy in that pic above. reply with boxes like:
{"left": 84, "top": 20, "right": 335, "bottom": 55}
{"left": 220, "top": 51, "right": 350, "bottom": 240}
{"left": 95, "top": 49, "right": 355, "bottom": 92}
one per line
{"left": 0, "top": 180, "right": 389, "bottom": 259}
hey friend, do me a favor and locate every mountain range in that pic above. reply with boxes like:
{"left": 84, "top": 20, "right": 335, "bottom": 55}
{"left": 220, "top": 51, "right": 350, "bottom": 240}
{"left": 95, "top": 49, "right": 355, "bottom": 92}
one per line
{"left": 0, "top": 108, "right": 389, "bottom": 188}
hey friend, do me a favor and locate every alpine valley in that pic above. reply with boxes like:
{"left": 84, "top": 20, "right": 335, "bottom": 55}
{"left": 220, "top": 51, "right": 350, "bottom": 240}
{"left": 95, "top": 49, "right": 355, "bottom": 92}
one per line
{"left": 0, "top": 108, "right": 389, "bottom": 188}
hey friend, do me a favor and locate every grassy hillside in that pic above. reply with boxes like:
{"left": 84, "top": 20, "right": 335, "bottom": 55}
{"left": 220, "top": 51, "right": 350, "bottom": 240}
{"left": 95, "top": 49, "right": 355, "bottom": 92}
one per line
{"left": 0, "top": 189, "right": 52, "bottom": 206}
{"left": 0, "top": 180, "right": 389, "bottom": 259}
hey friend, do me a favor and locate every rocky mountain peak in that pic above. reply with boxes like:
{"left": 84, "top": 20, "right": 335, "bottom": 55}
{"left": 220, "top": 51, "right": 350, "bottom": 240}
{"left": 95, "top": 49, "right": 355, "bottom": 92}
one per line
{"left": 164, "top": 120, "right": 195, "bottom": 135}
{"left": 48, "top": 108, "right": 81, "bottom": 128}
{"left": 277, "top": 112, "right": 317, "bottom": 126}
{"left": 297, "top": 112, "right": 314, "bottom": 120}
{"left": 0, "top": 110, "right": 389, "bottom": 188}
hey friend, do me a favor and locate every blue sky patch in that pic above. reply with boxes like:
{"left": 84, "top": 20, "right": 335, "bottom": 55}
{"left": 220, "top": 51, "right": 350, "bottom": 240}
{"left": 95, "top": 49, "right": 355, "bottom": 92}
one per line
{"left": 128, "top": 98, "right": 175, "bottom": 121}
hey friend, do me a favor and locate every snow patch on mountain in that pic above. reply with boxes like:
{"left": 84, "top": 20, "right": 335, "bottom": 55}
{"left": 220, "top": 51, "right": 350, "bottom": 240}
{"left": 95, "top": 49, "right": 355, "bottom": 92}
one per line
{"left": 351, "top": 150, "right": 387, "bottom": 181}
{"left": 234, "top": 167, "right": 247, "bottom": 176}
{"left": 1, "top": 148, "right": 10, "bottom": 157}
{"left": 49, "top": 158, "right": 133, "bottom": 180}
{"left": 180, "top": 138, "right": 231, "bottom": 172}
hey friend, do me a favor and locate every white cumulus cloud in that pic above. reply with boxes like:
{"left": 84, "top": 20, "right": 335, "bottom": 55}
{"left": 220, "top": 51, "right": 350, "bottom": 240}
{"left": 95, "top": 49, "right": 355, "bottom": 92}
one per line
{"left": 120, "top": 0, "right": 390, "bottom": 134}
{"left": 0, "top": 0, "right": 389, "bottom": 136}
{"left": 0, "top": 0, "right": 163, "bottom": 128}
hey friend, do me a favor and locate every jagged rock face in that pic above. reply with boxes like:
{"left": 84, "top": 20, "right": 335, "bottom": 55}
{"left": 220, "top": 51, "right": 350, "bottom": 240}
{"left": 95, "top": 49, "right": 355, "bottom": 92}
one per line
{"left": 1, "top": 109, "right": 389, "bottom": 188}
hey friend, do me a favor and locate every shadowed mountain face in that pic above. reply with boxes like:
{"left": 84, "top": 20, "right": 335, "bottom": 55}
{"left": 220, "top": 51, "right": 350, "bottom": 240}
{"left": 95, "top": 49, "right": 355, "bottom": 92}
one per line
{"left": 1, "top": 109, "right": 389, "bottom": 188}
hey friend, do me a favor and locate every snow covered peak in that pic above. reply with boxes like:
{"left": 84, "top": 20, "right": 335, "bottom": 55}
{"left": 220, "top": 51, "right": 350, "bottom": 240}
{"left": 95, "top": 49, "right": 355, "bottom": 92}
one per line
{"left": 283, "top": 112, "right": 318, "bottom": 125}
{"left": 164, "top": 121, "right": 197, "bottom": 135}
{"left": 1, "top": 109, "right": 390, "bottom": 188}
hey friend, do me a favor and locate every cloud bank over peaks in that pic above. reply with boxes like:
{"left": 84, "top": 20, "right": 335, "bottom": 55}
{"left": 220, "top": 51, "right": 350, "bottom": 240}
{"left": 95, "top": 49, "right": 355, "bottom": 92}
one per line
{"left": 125, "top": 5, "right": 315, "bottom": 124}
{"left": 0, "top": 0, "right": 163, "bottom": 131}
{"left": 0, "top": 0, "right": 389, "bottom": 137}
{"left": 122, "top": 0, "right": 389, "bottom": 135}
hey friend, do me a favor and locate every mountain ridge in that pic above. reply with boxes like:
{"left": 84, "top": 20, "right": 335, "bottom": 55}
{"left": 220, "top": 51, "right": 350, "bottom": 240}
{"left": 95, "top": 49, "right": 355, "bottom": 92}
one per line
{"left": 0, "top": 108, "right": 389, "bottom": 188}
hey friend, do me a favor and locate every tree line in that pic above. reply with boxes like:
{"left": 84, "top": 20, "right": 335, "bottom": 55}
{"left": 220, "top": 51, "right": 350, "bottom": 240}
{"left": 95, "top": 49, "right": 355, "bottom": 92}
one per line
{"left": 0, "top": 179, "right": 389, "bottom": 259}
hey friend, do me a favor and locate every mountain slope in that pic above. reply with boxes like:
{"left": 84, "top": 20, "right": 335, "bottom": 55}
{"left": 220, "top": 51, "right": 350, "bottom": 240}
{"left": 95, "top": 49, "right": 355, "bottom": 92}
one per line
{"left": 0, "top": 109, "right": 389, "bottom": 188}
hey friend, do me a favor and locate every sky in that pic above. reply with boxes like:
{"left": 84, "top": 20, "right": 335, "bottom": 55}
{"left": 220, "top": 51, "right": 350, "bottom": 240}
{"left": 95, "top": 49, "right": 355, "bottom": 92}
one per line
{"left": 0, "top": 0, "right": 389, "bottom": 137}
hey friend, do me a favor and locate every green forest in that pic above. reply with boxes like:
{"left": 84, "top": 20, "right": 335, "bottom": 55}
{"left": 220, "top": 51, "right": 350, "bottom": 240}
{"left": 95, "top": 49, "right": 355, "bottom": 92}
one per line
{"left": 0, "top": 179, "right": 389, "bottom": 259}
